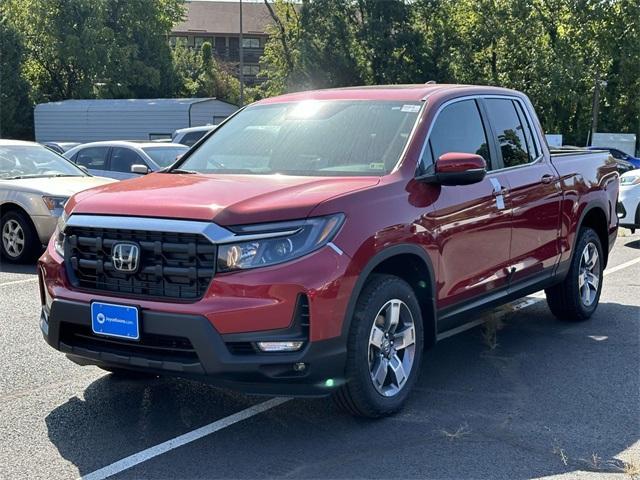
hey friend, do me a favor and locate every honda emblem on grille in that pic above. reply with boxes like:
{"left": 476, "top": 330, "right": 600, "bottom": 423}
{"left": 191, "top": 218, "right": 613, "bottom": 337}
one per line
{"left": 112, "top": 242, "right": 140, "bottom": 273}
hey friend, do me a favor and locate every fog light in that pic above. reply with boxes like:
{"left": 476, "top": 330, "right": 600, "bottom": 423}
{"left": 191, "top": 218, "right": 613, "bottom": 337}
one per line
{"left": 293, "top": 362, "right": 306, "bottom": 372}
{"left": 256, "top": 341, "right": 304, "bottom": 352}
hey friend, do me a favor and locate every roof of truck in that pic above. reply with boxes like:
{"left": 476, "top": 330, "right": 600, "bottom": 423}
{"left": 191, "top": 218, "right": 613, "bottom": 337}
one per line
{"left": 256, "top": 84, "right": 522, "bottom": 104}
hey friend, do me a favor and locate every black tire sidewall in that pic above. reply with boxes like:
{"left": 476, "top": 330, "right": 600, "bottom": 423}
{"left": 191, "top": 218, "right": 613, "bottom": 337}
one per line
{"left": 0, "top": 211, "right": 39, "bottom": 263}
{"left": 347, "top": 275, "right": 424, "bottom": 415}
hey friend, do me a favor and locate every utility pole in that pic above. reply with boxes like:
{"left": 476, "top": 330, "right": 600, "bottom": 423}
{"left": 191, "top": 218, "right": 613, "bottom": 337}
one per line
{"left": 239, "top": 0, "right": 244, "bottom": 107}
{"left": 589, "top": 72, "right": 606, "bottom": 146}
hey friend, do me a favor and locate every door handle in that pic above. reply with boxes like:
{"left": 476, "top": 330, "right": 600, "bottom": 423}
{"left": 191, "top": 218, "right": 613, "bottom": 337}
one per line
{"left": 541, "top": 174, "right": 555, "bottom": 184}
{"left": 492, "top": 186, "right": 509, "bottom": 196}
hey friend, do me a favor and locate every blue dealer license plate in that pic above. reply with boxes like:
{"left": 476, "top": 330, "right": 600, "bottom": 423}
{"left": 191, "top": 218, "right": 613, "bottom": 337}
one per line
{"left": 91, "top": 302, "right": 139, "bottom": 340}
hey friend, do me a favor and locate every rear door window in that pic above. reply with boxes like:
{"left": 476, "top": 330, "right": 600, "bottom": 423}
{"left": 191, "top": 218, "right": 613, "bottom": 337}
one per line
{"left": 75, "top": 147, "right": 109, "bottom": 169}
{"left": 485, "top": 99, "right": 535, "bottom": 168}
{"left": 110, "top": 147, "right": 145, "bottom": 173}
{"left": 419, "top": 99, "right": 491, "bottom": 174}
{"left": 514, "top": 101, "right": 539, "bottom": 159}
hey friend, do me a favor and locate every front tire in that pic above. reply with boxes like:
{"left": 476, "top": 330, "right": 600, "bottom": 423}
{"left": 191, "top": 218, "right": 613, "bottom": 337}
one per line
{"left": 545, "top": 228, "right": 604, "bottom": 321}
{"left": 1, "top": 211, "right": 40, "bottom": 263}
{"left": 334, "top": 274, "right": 424, "bottom": 418}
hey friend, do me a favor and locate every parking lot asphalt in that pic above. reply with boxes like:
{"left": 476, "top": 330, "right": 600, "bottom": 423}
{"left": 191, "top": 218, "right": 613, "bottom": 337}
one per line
{"left": 1, "top": 233, "right": 638, "bottom": 480}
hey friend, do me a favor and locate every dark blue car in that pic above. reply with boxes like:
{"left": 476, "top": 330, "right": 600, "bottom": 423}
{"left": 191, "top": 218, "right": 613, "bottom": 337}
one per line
{"left": 588, "top": 146, "right": 640, "bottom": 169}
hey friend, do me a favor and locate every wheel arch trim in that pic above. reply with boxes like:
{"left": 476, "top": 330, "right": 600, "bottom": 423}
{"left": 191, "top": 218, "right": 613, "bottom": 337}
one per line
{"left": 341, "top": 244, "right": 437, "bottom": 344}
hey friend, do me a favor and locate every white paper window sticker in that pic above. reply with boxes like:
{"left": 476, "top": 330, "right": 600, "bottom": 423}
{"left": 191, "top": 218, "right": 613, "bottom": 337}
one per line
{"left": 401, "top": 104, "right": 421, "bottom": 113}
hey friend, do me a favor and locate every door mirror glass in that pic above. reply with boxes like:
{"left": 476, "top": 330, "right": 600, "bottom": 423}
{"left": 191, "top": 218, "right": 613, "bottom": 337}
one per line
{"left": 130, "top": 164, "right": 150, "bottom": 175}
{"left": 423, "top": 152, "right": 486, "bottom": 186}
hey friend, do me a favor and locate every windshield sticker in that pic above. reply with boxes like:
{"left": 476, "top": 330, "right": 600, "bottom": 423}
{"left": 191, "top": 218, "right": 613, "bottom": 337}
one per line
{"left": 401, "top": 105, "right": 420, "bottom": 113}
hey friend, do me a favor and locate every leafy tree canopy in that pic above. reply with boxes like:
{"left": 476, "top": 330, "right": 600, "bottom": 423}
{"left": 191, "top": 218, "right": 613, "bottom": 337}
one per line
{"left": 261, "top": 0, "right": 640, "bottom": 147}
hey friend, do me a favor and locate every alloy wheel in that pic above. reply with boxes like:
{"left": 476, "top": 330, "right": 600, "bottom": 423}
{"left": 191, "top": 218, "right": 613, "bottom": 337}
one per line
{"left": 368, "top": 299, "right": 416, "bottom": 397}
{"left": 578, "top": 242, "right": 600, "bottom": 307}
{"left": 2, "top": 219, "right": 25, "bottom": 258}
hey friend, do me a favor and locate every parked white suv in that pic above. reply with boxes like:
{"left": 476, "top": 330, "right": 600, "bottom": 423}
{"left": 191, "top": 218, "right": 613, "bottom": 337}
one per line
{"left": 618, "top": 169, "right": 640, "bottom": 233}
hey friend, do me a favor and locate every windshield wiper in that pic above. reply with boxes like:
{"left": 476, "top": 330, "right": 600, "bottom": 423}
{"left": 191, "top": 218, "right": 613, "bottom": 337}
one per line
{"left": 166, "top": 168, "right": 198, "bottom": 174}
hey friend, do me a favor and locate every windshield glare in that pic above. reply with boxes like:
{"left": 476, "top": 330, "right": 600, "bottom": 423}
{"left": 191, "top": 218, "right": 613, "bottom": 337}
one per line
{"left": 142, "top": 146, "right": 189, "bottom": 168}
{"left": 0, "top": 145, "right": 86, "bottom": 179}
{"left": 178, "top": 100, "right": 422, "bottom": 176}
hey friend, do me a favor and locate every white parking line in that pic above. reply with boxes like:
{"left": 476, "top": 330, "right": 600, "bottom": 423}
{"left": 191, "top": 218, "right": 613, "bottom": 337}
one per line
{"left": 603, "top": 256, "right": 640, "bottom": 276}
{"left": 69, "top": 254, "right": 640, "bottom": 480}
{"left": 0, "top": 277, "right": 38, "bottom": 287}
{"left": 507, "top": 256, "right": 640, "bottom": 311}
{"left": 78, "top": 397, "right": 290, "bottom": 480}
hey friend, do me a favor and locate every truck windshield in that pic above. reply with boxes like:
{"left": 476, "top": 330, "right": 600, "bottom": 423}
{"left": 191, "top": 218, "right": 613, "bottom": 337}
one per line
{"left": 0, "top": 145, "right": 86, "bottom": 179}
{"left": 177, "top": 100, "right": 422, "bottom": 176}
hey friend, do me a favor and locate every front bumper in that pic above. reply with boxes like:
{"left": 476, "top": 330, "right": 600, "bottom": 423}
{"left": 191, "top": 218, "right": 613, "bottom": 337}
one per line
{"left": 32, "top": 214, "right": 58, "bottom": 245}
{"left": 40, "top": 298, "right": 347, "bottom": 396}
{"left": 618, "top": 190, "right": 639, "bottom": 228}
{"left": 38, "top": 233, "right": 356, "bottom": 396}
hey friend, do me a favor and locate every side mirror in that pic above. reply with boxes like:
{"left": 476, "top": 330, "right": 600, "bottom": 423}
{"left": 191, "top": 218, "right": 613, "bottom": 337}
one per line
{"left": 131, "top": 164, "right": 150, "bottom": 175}
{"left": 418, "top": 152, "right": 487, "bottom": 186}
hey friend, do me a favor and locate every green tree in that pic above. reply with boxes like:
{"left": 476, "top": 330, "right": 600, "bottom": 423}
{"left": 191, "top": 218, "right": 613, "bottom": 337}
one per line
{"left": 172, "top": 41, "right": 244, "bottom": 105}
{"left": 0, "top": 14, "right": 33, "bottom": 138}
{"left": 4, "top": 0, "right": 185, "bottom": 102}
{"left": 99, "top": 0, "right": 184, "bottom": 98}
{"left": 259, "top": 0, "right": 635, "bottom": 148}
{"left": 598, "top": 0, "right": 640, "bottom": 145}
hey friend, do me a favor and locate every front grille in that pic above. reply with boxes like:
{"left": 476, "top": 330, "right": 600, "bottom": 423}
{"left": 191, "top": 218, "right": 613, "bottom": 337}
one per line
{"left": 65, "top": 226, "right": 216, "bottom": 300}
{"left": 60, "top": 323, "right": 199, "bottom": 363}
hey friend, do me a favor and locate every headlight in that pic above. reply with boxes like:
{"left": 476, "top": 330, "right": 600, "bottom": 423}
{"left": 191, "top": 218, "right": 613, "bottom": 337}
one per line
{"left": 42, "top": 196, "right": 69, "bottom": 212}
{"left": 53, "top": 211, "right": 69, "bottom": 258}
{"left": 217, "top": 214, "right": 344, "bottom": 272}
{"left": 620, "top": 175, "right": 640, "bottom": 186}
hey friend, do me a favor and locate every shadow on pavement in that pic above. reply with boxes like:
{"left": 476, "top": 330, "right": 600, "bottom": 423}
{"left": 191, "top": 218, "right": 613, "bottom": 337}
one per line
{"left": 46, "top": 301, "right": 639, "bottom": 479}
{"left": 45, "top": 375, "right": 263, "bottom": 476}
{"left": 0, "top": 260, "right": 38, "bottom": 275}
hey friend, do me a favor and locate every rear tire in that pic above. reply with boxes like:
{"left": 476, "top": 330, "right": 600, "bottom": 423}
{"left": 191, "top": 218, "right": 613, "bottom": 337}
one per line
{"left": 1, "top": 210, "right": 40, "bottom": 263}
{"left": 545, "top": 228, "right": 604, "bottom": 321}
{"left": 334, "top": 274, "right": 424, "bottom": 418}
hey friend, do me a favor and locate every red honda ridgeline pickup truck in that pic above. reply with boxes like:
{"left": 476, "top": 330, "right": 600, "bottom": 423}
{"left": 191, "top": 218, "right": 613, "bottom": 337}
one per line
{"left": 38, "top": 85, "right": 619, "bottom": 417}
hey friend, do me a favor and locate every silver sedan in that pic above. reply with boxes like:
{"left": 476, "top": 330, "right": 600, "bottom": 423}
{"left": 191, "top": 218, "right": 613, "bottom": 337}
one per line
{"left": 0, "top": 140, "right": 115, "bottom": 263}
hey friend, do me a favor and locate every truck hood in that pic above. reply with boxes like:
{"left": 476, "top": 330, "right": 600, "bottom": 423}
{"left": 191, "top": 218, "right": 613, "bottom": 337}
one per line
{"left": 1, "top": 176, "right": 115, "bottom": 197}
{"left": 67, "top": 172, "right": 380, "bottom": 225}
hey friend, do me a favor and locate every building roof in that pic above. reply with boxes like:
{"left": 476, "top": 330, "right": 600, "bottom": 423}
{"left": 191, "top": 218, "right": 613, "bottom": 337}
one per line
{"left": 172, "top": 0, "right": 273, "bottom": 36}
{"left": 34, "top": 98, "right": 230, "bottom": 112}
